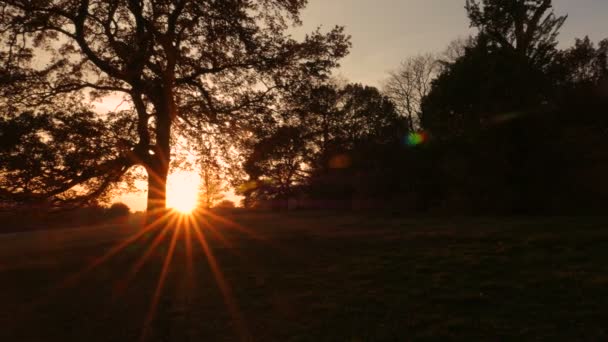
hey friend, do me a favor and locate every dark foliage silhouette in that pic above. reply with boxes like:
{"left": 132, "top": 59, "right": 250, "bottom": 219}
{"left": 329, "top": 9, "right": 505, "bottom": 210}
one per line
{"left": 1, "top": 0, "right": 606, "bottom": 215}
{"left": 236, "top": 0, "right": 608, "bottom": 214}
{"left": 0, "top": 111, "right": 135, "bottom": 208}
{"left": 0, "top": 0, "right": 350, "bottom": 213}
{"left": 415, "top": 0, "right": 608, "bottom": 214}
{"left": 107, "top": 202, "right": 131, "bottom": 218}
{"left": 214, "top": 199, "right": 236, "bottom": 209}
{"left": 240, "top": 83, "right": 406, "bottom": 209}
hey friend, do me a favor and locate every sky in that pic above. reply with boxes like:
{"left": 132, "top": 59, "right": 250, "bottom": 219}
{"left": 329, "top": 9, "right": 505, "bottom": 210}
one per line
{"left": 119, "top": 0, "right": 608, "bottom": 211}
{"left": 295, "top": 0, "right": 608, "bottom": 87}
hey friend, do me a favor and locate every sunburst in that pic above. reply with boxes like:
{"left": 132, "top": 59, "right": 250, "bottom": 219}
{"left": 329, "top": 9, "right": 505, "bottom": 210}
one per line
{"left": 166, "top": 171, "right": 201, "bottom": 213}
{"left": 24, "top": 208, "right": 266, "bottom": 341}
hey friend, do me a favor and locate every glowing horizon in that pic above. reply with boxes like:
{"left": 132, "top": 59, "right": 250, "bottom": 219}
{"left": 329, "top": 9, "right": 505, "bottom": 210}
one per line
{"left": 166, "top": 171, "right": 201, "bottom": 214}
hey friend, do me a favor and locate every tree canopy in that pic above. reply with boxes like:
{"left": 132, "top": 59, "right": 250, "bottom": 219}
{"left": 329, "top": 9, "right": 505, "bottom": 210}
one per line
{"left": 0, "top": 0, "right": 350, "bottom": 212}
{"left": 240, "top": 82, "right": 405, "bottom": 208}
{"left": 465, "top": 0, "right": 566, "bottom": 65}
{"left": 2, "top": 0, "right": 607, "bottom": 216}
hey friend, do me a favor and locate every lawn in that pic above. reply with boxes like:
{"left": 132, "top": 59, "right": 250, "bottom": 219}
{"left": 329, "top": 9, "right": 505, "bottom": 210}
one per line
{"left": 1, "top": 211, "right": 607, "bottom": 341}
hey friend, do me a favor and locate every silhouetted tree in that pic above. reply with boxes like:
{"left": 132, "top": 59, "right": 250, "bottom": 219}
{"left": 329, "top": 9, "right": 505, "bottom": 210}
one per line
{"left": 0, "top": 0, "right": 350, "bottom": 214}
{"left": 107, "top": 202, "right": 130, "bottom": 218}
{"left": 441, "top": 36, "right": 476, "bottom": 65}
{"left": 215, "top": 199, "right": 235, "bottom": 209}
{"left": 422, "top": 0, "right": 566, "bottom": 137}
{"left": 240, "top": 82, "right": 405, "bottom": 207}
{"left": 383, "top": 54, "right": 439, "bottom": 130}
{"left": 465, "top": 0, "right": 566, "bottom": 66}
{"left": 197, "top": 143, "right": 226, "bottom": 209}
{"left": 241, "top": 126, "right": 309, "bottom": 207}
{"left": 553, "top": 36, "right": 608, "bottom": 87}
{"left": 336, "top": 84, "right": 404, "bottom": 146}
{"left": 0, "top": 110, "right": 136, "bottom": 207}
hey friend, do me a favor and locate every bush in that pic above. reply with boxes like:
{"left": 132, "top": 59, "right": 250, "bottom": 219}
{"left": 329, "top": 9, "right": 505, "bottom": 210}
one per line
{"left": 106, "top": 202, "right": 131, "bottom": 218}
{"left": 214, "top": 200, "right": 236, "bottom": 209}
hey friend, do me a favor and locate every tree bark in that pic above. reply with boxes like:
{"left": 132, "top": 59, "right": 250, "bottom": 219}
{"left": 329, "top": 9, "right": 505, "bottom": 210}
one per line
{"left": 146, "top": 159, "right": 169, "bottom": 215}
{"left": 145, "top": 85, "right": 174, "bottom": 218}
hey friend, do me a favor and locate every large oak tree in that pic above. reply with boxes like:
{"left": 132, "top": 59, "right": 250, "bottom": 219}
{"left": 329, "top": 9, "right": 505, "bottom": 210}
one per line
{"left": 0, "top": 0, "right": 349, "bottom": 212}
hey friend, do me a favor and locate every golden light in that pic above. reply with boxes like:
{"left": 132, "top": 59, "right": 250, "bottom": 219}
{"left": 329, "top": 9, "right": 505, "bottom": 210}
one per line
{"left": 38, "top": 197, "right": 259, "bottom": 341}
{"left": 166, "top": 171, "right": 201, "bottom": 213}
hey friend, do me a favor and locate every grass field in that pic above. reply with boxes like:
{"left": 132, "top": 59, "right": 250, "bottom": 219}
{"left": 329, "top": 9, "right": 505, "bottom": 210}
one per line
{"left": 1, "top": 211, "right": 607, "bottom": 341}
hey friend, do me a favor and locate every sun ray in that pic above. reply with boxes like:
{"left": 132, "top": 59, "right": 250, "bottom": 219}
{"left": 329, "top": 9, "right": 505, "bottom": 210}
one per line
{"left": 203, "top": 210, "right": 290, "bottom": 255}
{"left": 192, "top": 211, "right": 238, "bottom": 251}
{"left": 183, "top": 215, "right": 196, "bottom": 291}
{"left": 13, "top": 211, "right": 174, "bottom": 324}
{"left": 114, "top": 217, "right": 178, "bottom": 297}
{"left": 204, "top": 210, "right": 267, "bottom": 242}
{"left": 126, "top": 213, "right": 181, "bottom": 278}
{"left": 191, "top": 221, "right": 250, "bottom": 341}
{"left": 58, "top": 210, "right": 174, "bottom": 289}
{"left": 141, "top": 223, "right": 181, "bottom": 342}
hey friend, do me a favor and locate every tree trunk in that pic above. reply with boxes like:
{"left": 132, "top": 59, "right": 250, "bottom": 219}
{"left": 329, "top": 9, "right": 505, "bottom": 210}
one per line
{"left": 145, "top": 87, "right": 174, "bottom": 219}
{"left": 146, "top": 160, "right": 170, "bottom": 215}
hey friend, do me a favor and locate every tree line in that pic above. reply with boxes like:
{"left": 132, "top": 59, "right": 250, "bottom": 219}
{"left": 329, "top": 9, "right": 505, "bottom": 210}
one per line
{"left": 237, "top": 0, "right": 608, "bottom": 214}
{"left": 1, "top": 0, "right": 607, "bottom": 215}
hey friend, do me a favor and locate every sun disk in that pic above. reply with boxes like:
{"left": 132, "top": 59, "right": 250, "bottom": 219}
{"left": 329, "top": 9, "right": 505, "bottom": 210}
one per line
{"left": 166, "top": 171, "right": 200, "bottom": 213}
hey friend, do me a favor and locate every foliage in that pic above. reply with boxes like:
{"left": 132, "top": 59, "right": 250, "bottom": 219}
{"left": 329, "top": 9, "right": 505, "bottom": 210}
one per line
{"left": 0, "top": 0, "right": 350, "bottom": 211}
{"left": 2, "top": 0, "right": 607, "bottom": 216}
{"left": 421, "top": 0, "right": 567, "bottom": 138}
{"left": 0, "top": 110, "right": 136, "bottom": 207}
{"left": 421, "top": 36, "right": 553, "bottom": 137}
{"left": 107, "top": 202, "right": 130, "bottom": 218}
{"left": 242, "top": 126, "right": 309, "bottom": 207}
{"left": 214, "top": 199, "right": 235, "bottom": 209}
{"left": 196, "top": 143, "right": 226, "bottom": 209}
{"left": 553, "top": 36, "right": 608, "bottom": 88}
{"left": 465, "top": 0, "right": 567, "bottom": 66}
{"left": 412, "top": 0, "right": 608, "bottom": 214}
{"left": 239, "top": 82, "right": 406, "bottom": 207}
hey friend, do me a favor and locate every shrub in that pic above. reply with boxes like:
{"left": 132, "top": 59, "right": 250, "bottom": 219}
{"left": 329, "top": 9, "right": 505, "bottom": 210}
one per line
{"left": 214, "top": 200, "right": 236, "bottom": 209}
{"left": 106, "top": 202, "right": 131, "bottom": 218}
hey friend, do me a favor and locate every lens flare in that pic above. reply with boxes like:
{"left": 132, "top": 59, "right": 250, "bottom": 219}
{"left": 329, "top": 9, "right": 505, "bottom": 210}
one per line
{"left": 405, "top": 132, "right": 429, "bottom": 146}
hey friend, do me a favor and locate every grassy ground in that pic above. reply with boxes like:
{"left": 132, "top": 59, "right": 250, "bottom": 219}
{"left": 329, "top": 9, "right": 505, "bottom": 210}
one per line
{"left": 1, "top": 211, "right": 607, "bottom": 341}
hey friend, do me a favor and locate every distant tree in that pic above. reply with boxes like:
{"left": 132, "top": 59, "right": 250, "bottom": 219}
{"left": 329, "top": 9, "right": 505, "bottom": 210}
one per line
{"left": 0, "top": 0, "right": 350, "bottom": 214}
{"left": 550, "top": 36, "right": 608, "bottom": 130}
{"left": 215, "top": 200, "right": 235, "bottom": 209}
{"left": 241, "top": 126, "right": 310, "bottom": 206}
{"left": 197, "top": 143, "right": 226, "bottom": 209}
{"left": 383, "top": 54, "right": 439, "bottom": 130}
{"left": 422, "top": 0, "right": 567, "bottom": 137}
{"left": 295, "top": 83, "right": 403, "bottom": 170}
{"left": 107, "top": 202, "right": 130, "bottom": 218}
{"left": 553, "top": 37, "right": 608, "bottom": 87}
{"left": 440, "top": 36, "right": 477, "bottom": 65}
{"left": 239, "top": 82, "right": 405, "bottom": 206}
{"left": 290, "top": 84, "right": 341, "bottom": 173}
{"left": 337, "top": 84, "right": 404, "bottom": 146}
{"left": 415, "top": 3, "right": 608, "bottom": 215}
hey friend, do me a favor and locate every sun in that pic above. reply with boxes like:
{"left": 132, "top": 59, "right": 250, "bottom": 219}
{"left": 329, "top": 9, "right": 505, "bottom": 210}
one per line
{"left": 166, "top": 171, "right": 201, "bottom": 213}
